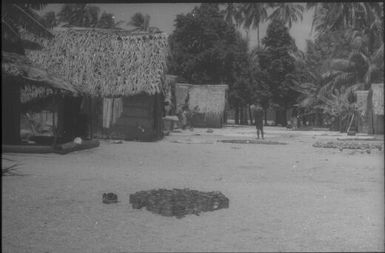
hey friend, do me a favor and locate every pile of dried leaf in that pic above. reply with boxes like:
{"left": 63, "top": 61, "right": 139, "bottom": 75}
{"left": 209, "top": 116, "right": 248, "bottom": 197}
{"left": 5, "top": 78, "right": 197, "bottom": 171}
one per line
{"left": 219, "top": 140, "right": 287, "bottom": 145}
{"left": 129, "top": 188, "right": 229, "bottom": 218}
{"left": 313, "top": 141, "right": 383, "bottom": 150}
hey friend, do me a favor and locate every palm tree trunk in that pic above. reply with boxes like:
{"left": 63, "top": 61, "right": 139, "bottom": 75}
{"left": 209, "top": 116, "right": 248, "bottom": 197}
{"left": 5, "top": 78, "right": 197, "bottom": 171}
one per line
{"left": 264, "top": 109, "right": 267, "bottom": 125}
{"left": 248, "top": 105, "right": 253, "bottom": 125}
{"left": 235, "top": 106, "right": 240, "bottom": 125}
{"left": 240, "top": 106, "right": 244, "bottom": 125}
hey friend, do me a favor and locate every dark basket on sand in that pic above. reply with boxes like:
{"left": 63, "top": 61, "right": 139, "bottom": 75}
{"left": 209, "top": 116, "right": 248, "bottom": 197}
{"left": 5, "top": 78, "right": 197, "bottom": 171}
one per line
{"left": 129, "top": 188, "right": 229, "bottom": 218}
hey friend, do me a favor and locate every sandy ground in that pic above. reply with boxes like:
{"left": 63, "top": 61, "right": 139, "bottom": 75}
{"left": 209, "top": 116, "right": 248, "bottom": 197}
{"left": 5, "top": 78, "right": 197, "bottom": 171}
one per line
{"left": 2, "top": 126, "right": 384, "bottom": 252}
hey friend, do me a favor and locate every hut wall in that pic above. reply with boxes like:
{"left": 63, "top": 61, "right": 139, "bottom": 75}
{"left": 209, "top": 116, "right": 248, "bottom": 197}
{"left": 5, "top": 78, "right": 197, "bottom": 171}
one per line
{"left": 356, "top": 90, "right": 370, "bottom": 133}
{"left": 368, "top": 83, "right": 384, "bottom": 134}
{"left": 186, "top": 84, "right": 228, "bottom": 128}
{"left": 175, "top": 83, "right": 191, "bottom": 109}
{"left": 91, "top": 93, "right": 163, "bottom": 141}
{"left": 373, "top": 115, "right": 384, "bottom": 134}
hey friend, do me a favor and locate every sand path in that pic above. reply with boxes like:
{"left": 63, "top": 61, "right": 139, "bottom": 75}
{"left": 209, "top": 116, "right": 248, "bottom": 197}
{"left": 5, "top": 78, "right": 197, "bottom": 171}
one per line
{"left": 2, "top": 126, "right": 384, "bottom": 252}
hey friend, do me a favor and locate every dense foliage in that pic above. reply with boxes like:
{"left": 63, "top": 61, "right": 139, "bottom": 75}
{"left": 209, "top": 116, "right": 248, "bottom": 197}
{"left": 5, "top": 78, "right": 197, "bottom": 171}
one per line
{"left": 258, "top": 19, "right": 299, "bottom": 111}
{"left": 57, "top": 4, "right": 120, "bottom": 29}
{"left": 168, "top": 3, "right": 270, "bottom": 124}
{"left": 168, "top": 4, "right": 239, "bottom": 84}
{"left": 127, "top": 12, "right": 159, "bottom": 33}
{"left": 296, "top": 2, "right": 384, "bottom": 130}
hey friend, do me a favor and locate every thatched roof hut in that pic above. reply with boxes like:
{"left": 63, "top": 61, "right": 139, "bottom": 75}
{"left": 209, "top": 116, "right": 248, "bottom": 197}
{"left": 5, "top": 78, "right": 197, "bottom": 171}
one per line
{"left": 22, "top": 28, "right": 168, "bottom": 98}
{"left": 20, "top": 28, "right": 169, "bottom": 141}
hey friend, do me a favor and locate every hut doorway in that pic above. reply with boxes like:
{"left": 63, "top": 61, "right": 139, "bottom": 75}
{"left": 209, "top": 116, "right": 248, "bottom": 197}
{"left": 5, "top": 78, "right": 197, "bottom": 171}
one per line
{"left": 2, "top": 79, "right": 21, "bottom": 144}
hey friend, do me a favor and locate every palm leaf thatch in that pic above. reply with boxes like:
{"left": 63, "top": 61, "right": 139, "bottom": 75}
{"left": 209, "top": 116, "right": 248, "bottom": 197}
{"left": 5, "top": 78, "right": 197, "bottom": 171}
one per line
{"left": 187, "top": 84, "right": 228, "bottom": 121}
{"left": 2, "top": 51, "right": 79, "bottom": 103}
{"left": 371, "top": 83, "right": 384, "bottom": 115}
{"left": 22, "top": 27, "right": 169, "bottom": 98}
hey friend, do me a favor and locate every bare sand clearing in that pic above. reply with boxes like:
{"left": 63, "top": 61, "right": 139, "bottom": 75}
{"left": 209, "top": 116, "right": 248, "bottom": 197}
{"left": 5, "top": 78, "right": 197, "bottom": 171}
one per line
{"left": 2, "top": 126, "right": 384, "bottom": 252}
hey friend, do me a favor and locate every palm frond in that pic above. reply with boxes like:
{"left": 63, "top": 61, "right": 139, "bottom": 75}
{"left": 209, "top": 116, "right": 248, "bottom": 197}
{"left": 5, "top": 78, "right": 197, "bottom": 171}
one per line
{"left": 329, "top": 58, "right": 353, "bottom": 71}
{"left": 371, "top": 43, "right": 384, "bottom": 66}
{"left": 4, "top": 4, "right": 53, "bottom": 39}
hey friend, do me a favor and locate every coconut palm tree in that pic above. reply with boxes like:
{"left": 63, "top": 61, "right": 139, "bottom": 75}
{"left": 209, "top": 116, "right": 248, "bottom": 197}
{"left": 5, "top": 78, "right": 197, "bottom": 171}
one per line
{"left": 268, "top": 3, "right": 304, "bottom": 29}
{"left": 296, "top": 3, "right": 383, "bottom": 131}
{"left": 238, "top": 3, "right": 269, "bottom": 47}
{"left": 2, "top": 3, "right": 53, "bottom": 54}
{"left": 308, "top": 2, "right": 383, "bottom": 38}
{"left": 311, "top": 2, "right": 383, "bottom": 91}
{"left": 222, "top": 3, "right": 243, "bottom": 28}
{"left": 128, "top": 12, "right": 159, "bottom": 33}
{"left": 2, "top": 3, "right": 53, "bottom": 41}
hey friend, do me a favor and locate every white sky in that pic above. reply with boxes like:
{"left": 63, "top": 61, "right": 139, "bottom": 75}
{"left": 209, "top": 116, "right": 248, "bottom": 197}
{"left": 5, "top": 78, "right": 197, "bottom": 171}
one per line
{"left": 40, "top": 3, "right": 315, "bottom": 52}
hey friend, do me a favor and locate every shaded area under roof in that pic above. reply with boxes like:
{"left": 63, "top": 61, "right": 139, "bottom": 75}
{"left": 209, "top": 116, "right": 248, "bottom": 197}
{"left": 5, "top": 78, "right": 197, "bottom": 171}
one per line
{"left": 2, "top": 51, "right": 78, "bottom": 94}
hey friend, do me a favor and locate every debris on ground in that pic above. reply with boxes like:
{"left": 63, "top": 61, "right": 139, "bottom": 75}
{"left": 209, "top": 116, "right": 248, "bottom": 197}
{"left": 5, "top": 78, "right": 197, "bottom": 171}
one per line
{"left": 206, "top": 129, "right": 214, "bottom": 133}
{"left": 1, "top": 162, "right": 21, "bottom": 176}
{"left": 313, "top": 141, "right": 383, "bottom": 150}
{"left": 337, "top": 137, "right": 379, "bottom": 141}
{"left": 170, "top": 139, "right": 213, "bottom": 144}
{"left": 219, "top": 140, "right": 287, "bottom": 145}
{"left": 111, "top": 140, "right": 124, "bottom": 144}
{"left": 103, "top": 193, "right": 118, "bottom": 204}
{"left": 129, "top": 188, "right": 229, "bottom": 218}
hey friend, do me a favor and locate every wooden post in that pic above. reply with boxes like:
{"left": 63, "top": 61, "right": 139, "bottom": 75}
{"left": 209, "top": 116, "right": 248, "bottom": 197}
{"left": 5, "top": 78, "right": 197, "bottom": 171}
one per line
{"left": 89, "top": 96, "right": 93, "bottom": 139}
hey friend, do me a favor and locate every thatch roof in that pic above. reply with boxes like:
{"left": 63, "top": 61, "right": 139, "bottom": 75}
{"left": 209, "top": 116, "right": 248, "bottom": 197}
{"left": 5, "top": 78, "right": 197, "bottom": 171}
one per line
{"left": 2, "top": 51, "right": 79, "bottom": 102}
{"left": 22, "top": 28, "right": 168, "bottom": 97}
{"left": 371, "top": 83, "right": 384, "bottom": 115}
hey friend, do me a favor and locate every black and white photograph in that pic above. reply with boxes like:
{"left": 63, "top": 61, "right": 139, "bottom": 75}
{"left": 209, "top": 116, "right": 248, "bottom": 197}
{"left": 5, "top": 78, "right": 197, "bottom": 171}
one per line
{"left": 2, "top": 2, "right": 384, "bottom": 252}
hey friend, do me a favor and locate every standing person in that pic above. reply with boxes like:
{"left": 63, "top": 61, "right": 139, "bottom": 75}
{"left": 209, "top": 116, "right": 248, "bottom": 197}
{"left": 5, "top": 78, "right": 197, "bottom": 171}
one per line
{"left": 251, "top": 103, "right": 264, "bottom": 139}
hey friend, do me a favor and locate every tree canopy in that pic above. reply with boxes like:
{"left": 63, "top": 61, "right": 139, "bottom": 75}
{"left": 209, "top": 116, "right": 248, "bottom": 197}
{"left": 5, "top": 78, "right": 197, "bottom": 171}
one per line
{"left": 168, "top": 4, "right": 240, "bottom": 84}
{"left": 168, "top": 3, "right": 270, "bottom": 118}
{"left": 57, "top": 4, "right": 121, "bottom": 29}
{"left": 258, "top": 19, "right": 299, "bottom": 108}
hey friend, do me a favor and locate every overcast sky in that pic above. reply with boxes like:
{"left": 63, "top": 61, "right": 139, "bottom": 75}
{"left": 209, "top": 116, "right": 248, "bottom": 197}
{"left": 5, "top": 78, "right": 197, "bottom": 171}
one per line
{"left": 41, "top": 3, "right": 315, "bottom": 52}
